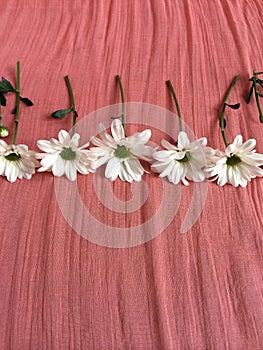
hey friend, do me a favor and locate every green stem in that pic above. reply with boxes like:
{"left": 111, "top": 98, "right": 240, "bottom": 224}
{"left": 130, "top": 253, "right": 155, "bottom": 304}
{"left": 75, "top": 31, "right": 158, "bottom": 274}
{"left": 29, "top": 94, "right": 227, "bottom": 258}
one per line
{"left": 116, "top": 75, "right": 126, "bottom": 136}
{"left": 252, "top": 70, "right": 263, "bottom": 123}
{"left": 220, "top": 75, "right": 240, "bottom": 147}
{"left": 0, "top": 103, "right": 2, "bottom": 126}
{"left": 65, "top": 75, "right": 78, "bottom": 136}
{"left": 12, "top": 61, "right": 21, "bottom": 145}
{"left": 166, "top": 80, "right": 183, "bottom": 132}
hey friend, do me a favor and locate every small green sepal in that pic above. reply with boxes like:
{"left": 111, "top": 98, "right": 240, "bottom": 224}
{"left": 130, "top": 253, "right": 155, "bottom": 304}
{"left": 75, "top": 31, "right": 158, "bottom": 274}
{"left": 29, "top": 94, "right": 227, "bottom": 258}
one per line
{"left": 0, "top": 77, "right": 16, "bottom": 93}
{"left": 0, "top": 94, "right": 6, "bottom": 106}
{"left": 20, "top": 96, "right": 34, "bottom": 106}
{"left": 225, "top": 103, "right": 240, "bottom": 110}
{"left": 51, "top": 108, "right": 73, "bottom": 119}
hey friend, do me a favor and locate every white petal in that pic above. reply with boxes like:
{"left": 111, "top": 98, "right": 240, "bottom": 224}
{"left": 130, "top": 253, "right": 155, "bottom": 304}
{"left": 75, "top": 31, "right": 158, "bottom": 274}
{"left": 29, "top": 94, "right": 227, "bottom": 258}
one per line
{"left": 40, "top": 154, "right": 59, "bottom": 170}
{"left": 37, "top": 140, "right": 56, "bottom": 153}
{"left": 161, "top": 139, "right": 177, "bottom": 151}
{"left": 52, "top": 156, "right": 65, "bottom": 176}
{"left": 238, "top": 138, "right": 256, "bottom": 153}
{"left": 127, "top": 158, "right": 144, "bottom": 176}
{"left": 89, "top": 145, "right": 111, "bottom": 157}
{"left": 105, "top": 157, "right": 121, "bottom": 179}
{"left": 151, "top": 161, "right": 171, "bottom": 174}
{"left": 22, "top": 172, "right": 32, "bottom": 180}
{"left": 95, "top": 154, "right": 112, "bottom": 169}
{"left": 76, "top": 161, "right": 89, "bottom": 174}
{"left": 173, "top": 150, "right": 186, "bottom": 160}
{"left": 123, "top": 158, "right": 143, "bottom": 180}
{"left": 131, "top": 144, "right": 155, "bottom": 162}
{"left": 58, "top": 130, "right": 71, "bottom": 146}
{"left": 177, "top": 131, "right": 189, "bottom": 149}
{"left": 69, "top": 133, "right": 80, "bottom": 148}
{"left": 242, "top": 153, "right": 263, "bottom": 166}
{"left": 159, "top": 161, "right": 175, "bottom": 178}
{"left": 233, "top": 135, "right": 243, "bottom": 146}
{"left": 65, "top": 161, "right": 77, "bottom": 181}
{"left": 0, "top": 158, "right": 6, "bottom": 175}
{"left": 197, "top": 137, "right": 207, "bottom": 147}
{"left": 90, "top": 136, "right": 110, "bottom": 148}
{"left": 79, "top": 141, "right": 90, "bottom": 150}
{"left": 127, "top": 129, "right": 151, "bottom": 144}
{"left": 110, "top": 164, "right": 121, "bottom": 181}
{"left": 182, "top": 177, "right": 189, "bottom": 186}
{"left": 169, "top": 162, "right": 183, "bottom": 184}
{"left": 188, "top": 162, "right": 205, "bottom": 182}
{"left": 217, "top": 167, "right": 227, "bottom": 186}
{"left": 0, "top": 140, "right": 8, "bottom": 152}
{"left": 119, "top": 163, "right": 133, "bottom": 182}
{"left": 111, "top": 119, "right": 125, "bottom": 141}
{"left": 239, "top": 177, "right": 248, "bottom": 187}
{"left": 227, "top": 166, "right": 238, "bottom": 187}
{"left": 6, "top": 162, "right": 19, "bottom": 183}
{"left": 153, "top": 150, "right": 174, "bottom": 161}
{"left": 97, "top": 124, "right": 115, "bottom": 145}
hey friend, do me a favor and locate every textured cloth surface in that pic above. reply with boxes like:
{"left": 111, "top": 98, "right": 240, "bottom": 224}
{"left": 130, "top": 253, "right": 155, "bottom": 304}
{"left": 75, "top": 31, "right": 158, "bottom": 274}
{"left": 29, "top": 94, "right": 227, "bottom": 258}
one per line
{"left": 0, "top": 1, "right": 263, "bottom": 349}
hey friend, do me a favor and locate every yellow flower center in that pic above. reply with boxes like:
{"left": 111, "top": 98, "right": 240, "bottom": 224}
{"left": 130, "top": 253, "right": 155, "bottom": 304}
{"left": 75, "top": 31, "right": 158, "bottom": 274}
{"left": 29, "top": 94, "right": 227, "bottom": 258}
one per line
{"left": 60, "top": 147, "right": 76, "bottom": 160}
{"left": 114, "top": 145, "right": 131, "bottom": 159}
{"left": 226, "top": 154, "right": 241, "bottom": 166}
{"left": 5, "top": 152, "right": 20, "bottom": 161}
{"left": 178, "top": 151, "right": 191, "bottom": 163}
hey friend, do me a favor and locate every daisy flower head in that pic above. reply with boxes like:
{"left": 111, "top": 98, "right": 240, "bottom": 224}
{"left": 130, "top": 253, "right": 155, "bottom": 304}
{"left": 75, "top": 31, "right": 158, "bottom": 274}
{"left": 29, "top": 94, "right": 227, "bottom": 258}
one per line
{"left": 37, "top": 130, "right": 96, "bottom": 181}
{"left": 207, "top": 74, "right": 263, "bottom": 187}
{"left": 0, "top": 140, "right": 39, "bottom": 182}
{"left": 0, "top": 61, "right": 36, "bottom": 182}
{"left": 151, "top": 131, "right": 208, "bottom": 185}
{"left": 89, "top": 119, "right": 155, "bottom": 182}
{"left": 206, "top": 135, "right": 263, "bottom": 187}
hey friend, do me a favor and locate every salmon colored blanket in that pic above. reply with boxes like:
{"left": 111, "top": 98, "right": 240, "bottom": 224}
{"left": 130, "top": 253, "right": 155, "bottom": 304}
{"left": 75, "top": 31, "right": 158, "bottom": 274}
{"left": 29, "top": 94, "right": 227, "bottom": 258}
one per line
{"left": 0, "top": 1, "right": 263, "bottom": 349}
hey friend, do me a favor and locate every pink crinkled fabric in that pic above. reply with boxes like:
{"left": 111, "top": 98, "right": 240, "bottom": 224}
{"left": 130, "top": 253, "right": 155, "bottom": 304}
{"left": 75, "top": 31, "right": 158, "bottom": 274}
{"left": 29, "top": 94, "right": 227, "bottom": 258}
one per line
{"left": 0, "top": 1, "right": 263, "bottom": 349}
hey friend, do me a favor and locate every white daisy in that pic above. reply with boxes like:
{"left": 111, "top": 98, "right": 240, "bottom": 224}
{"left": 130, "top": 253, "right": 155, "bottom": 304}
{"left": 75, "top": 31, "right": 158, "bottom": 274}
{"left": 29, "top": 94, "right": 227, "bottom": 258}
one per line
{"left": 206, "top": 135, "right": 263, "bottom": 187}
{"left": 151, "top": 131, "right": 207, "bottom": 185}
{"left": 89, "top": 119, "right": 155, "bottom": 182}
{"left": 0, "top": 140, "right": 39, "bottom": 182}
{"left": 37, "top": 130, "right": 96, "bottom": 181}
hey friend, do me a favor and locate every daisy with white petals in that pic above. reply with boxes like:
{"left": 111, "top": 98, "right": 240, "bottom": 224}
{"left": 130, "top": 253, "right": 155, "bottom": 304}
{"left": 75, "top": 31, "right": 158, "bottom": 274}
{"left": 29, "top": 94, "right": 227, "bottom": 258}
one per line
{"left": 90, "top": 119, "right": 155, "bottom": 182}
{"left": 206, "top": 74, "right": 263, "bottom": 187}
{"left": 0, "top": 61, "right": 37, "bottom": 182}
{"left": 37, "top": 130, "right": 96, "bottom": 181}
{"left": 0, "top": 140, "right": 38, "bottom": 182}
{"left": 151, "top": 131, "right": 207, "bottom": 185}
{"left": 206, "top": 135, "right": 263, "bottom": 187}
{"left": 153, "top": 79, "right": 208, "bottom": 185}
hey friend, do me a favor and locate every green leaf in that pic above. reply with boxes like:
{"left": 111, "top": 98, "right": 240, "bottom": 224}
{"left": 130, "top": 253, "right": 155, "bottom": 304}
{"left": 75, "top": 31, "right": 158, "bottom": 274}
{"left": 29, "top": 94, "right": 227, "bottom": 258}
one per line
{"left": 11, "top": 106, "right": 16, "bottom": 115}
{"left": 0, "top": 93, "right": 6, "bottom": 106}
{"left": 225, "top": 103, "right": 240, "bottom": 110}
{"left": 220, "top": 119, "right": 226, "bottom": 128}
{"left": 247, "top": 85, "right": 254, "bottom": 103}
{"left": 51, "top": 108, "right": 72, "bottom": 119}
{"left": 0, "top": 77, "right": 16, "bottom": 93}
{"left": 20, "top": 96, "right": 34, "bottom": 106}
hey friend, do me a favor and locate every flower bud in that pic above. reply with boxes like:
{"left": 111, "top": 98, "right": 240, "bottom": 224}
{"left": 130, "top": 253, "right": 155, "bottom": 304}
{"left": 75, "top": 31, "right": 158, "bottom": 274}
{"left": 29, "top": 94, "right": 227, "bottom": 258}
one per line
{"left": 0, "top": 126, "right": 9, "bottom": 137}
